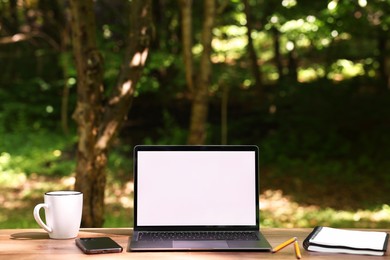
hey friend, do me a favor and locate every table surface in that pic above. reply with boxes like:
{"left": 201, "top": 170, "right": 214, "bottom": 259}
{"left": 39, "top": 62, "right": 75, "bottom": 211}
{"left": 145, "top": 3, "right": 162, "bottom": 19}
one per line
{"left": 0, "top": 228, "right": 389, "bottom": 259}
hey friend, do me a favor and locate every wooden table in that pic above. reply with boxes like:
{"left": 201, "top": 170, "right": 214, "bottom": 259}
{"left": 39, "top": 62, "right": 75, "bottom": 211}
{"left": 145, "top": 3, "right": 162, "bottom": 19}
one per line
{"left": 0, "top": 228, "right": 389, "bottom": 259}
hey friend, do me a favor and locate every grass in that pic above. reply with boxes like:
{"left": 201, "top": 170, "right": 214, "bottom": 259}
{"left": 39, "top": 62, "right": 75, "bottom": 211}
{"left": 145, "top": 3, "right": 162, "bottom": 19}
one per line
{"left": 1, "top": 129, "right": 390, "bottom": 229}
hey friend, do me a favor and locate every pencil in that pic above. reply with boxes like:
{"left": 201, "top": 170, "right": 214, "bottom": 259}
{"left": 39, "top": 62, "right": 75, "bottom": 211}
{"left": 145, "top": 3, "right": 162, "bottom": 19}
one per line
{"left": 294, "top": 240, "right": 302, "bottom": 259}
{"left": 272, "top": 237, "right": 297, "bottom": 253}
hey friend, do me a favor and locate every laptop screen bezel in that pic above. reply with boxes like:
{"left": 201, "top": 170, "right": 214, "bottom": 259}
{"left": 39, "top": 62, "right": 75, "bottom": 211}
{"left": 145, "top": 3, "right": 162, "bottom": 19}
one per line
{"left": 132, "top": 145, "right": 260, "bottom": 232}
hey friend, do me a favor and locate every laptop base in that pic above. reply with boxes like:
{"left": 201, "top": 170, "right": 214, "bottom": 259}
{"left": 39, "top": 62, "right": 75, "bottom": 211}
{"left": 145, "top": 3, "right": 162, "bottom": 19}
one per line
{"left": 128, "top": 231, "right": 272, "bottom": 251}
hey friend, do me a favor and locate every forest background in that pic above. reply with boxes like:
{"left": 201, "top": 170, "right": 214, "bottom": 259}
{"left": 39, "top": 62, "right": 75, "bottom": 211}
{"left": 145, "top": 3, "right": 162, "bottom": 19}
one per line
{"left": 1, "top": 0, "right": 390, "bottom": 229}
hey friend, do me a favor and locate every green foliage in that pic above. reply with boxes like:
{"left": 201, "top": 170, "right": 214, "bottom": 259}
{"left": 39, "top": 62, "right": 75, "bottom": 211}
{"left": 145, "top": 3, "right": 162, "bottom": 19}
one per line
{"left": 143, "top": 110, "right": 188, "bottom": 145}
{"left": 103, "top": 205, "right": 132, "bottom": 228}
{"left": 261, "top": 81, "right": 390, "bottom": 163}
{"left": 106, "top": 144, "right": 133, "bottom": 181}
{"left": 0, "top": 211, "right": 38, "bottom": 229}
{"left": 1, "top": 0, "right": 390, "bottom": 229}
{"left": 0, "top": 130, "right": 76, "bottom": 177}
{"left": 0, "top": 78, "right": 75, "bottom": 132}
{"left": 137, "top": 51, "right": 184, "bottom": 96}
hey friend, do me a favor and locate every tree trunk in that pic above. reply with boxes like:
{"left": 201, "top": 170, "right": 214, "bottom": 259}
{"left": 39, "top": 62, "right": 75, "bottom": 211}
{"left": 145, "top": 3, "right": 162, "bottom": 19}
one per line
{"left": 272, "top": 27, "right": 284, "bottom": 82}
{"left": 377, "top": 32, "right": 389, "bottom": 90}
{"left": 9, "top": 0, "right": 19, "bottom": 33}
{"left": 243, "top": 0, "right": 264, "bottom": 102}
{"left": 69, "top": 0, "right": 153, "bottom": 227}
{"left": 187, "top": 0, "right": 215, "bottom": 145}
{"left": 221, "top": 83, "right": 228, "bottom": 145}
{"left": 69, "top": 0, "right": 105, "bottom": 227}
{"left": 179, "top": 0, "right": 194, "bottom": 93}
{"left": 287, "top": 42, "right": 298, "bottom": 82}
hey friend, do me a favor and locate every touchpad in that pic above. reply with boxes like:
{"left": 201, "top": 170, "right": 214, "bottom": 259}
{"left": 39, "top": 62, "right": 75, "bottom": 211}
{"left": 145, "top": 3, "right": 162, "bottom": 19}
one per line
{"left": 173, "top": 240, "right": 229, "bottom": 249}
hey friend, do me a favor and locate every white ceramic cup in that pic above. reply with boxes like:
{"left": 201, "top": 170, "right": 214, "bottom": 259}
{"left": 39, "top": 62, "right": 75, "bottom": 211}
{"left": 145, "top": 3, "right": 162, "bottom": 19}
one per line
{"left": 33, "top": 191, "right": 83, "bottom": 239}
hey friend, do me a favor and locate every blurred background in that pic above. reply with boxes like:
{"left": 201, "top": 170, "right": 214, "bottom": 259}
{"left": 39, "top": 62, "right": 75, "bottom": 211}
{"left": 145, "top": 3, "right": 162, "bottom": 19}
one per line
{"left": 1, "top": 0, "right": 390, "bottom": 228}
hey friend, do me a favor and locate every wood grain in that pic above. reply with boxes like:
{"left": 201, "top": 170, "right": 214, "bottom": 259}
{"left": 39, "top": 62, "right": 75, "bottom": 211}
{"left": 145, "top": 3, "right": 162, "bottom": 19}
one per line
{"left": 0, "top": 228, "right": 389, "bottom": 259}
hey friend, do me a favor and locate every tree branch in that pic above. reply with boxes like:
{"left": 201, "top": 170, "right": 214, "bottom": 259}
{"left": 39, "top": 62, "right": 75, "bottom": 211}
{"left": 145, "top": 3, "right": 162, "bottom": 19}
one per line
{"left": 0, "top": 32, "right": 60, "bottom": 50}
{"left": 95, "top": 0, "right": 153, "bottom": 152}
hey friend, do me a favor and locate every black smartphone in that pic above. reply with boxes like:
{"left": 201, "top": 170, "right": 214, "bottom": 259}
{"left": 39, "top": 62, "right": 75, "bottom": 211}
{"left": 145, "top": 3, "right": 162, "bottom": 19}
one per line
{"left": 75, "top": 237, "right": 123, "bottom": 254}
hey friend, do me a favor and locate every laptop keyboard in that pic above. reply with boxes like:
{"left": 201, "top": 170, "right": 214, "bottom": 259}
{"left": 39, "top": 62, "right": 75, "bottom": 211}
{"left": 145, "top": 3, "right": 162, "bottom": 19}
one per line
{"left": 137, "top": 231, "right": 259, "bottom": 241}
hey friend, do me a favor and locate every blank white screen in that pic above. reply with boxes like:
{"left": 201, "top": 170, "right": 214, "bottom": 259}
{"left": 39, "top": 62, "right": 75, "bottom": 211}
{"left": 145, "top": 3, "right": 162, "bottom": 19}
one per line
{"left": 137, "top": 151, "right": 257, "bottom": 226}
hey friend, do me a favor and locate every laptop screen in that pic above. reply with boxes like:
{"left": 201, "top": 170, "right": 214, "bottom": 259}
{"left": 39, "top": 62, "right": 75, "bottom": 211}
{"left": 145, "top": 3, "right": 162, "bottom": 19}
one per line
{"left": 134, "top": 146, "right": 259, "bottom": 229}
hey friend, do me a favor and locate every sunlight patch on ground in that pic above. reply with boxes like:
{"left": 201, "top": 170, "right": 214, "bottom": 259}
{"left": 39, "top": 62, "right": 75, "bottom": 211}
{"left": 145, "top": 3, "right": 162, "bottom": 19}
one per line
{"left": 105, "top": 180, "right": 134, "bottom": 209}
{"left": 260, "top": 189, "right": 390, "bottom": 228}
{"left": 0, "top": 171, "right": 27, "bottom": 187}
{"left": 0, "top": 174, "right": 75, "bottom": 209}
{"left": 0, "top": 174, "right": 76, "bottom": 228}
{"left": 260, "top": 189, "right": 320, "bottom": 228}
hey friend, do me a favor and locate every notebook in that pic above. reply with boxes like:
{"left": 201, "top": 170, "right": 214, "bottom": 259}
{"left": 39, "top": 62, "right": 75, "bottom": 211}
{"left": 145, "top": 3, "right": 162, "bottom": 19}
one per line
{"left": 303, "top": 226, "right": 389, "bottom": 256}
{"left": 128, "top": 145, "right": 272, "bottom": 251}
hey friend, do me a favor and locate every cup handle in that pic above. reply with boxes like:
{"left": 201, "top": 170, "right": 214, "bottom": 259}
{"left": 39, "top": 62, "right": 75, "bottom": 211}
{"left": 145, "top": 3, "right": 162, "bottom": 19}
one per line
{"left": 33, "top": 203, "right": 53, "bottom": 233}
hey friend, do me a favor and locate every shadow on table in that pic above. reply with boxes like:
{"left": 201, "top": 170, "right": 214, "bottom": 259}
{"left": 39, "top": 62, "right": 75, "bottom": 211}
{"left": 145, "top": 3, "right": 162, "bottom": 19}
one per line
{"left": 10, "top": 229, "right": 131, "bottom": 240}
{"left": 10, "top": 231, "right": 50, "bottom": 240}
{"left": 81, "top": 228, "right": 132, "bottom": 237}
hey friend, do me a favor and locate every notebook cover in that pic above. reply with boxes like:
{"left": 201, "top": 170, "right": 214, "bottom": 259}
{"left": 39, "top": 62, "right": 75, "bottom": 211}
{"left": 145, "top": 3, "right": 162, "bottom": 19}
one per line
{"left": 303, "top": 226, "right": 322, "bottom": 251}
{"left": 303, "top": 226, "right": 389, "bottom": 253}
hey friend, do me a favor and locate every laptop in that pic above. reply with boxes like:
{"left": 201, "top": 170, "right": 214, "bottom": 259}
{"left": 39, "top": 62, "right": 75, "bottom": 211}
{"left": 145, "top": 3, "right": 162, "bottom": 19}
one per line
{"left": 128, "top": 145, "right": 272, "bottom": 251}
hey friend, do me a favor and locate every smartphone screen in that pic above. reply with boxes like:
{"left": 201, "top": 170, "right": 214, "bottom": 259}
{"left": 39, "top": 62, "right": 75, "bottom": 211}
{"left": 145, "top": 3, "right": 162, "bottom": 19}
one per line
{"left": 76, "top": 237, "right": 123, "bottom": 254}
